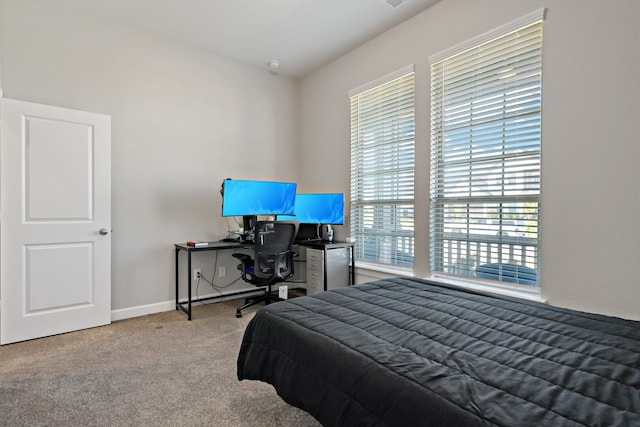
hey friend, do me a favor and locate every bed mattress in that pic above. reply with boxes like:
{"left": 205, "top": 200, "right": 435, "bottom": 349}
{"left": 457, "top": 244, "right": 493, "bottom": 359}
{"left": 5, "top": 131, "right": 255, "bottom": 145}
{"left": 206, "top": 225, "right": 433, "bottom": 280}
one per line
{"left": 237, "top": 277, "right": 640, "bottom": 426}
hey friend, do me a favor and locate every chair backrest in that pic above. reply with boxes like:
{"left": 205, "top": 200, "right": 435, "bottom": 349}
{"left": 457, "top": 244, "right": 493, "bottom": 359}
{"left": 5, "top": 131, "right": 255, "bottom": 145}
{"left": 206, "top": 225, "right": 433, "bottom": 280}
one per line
{"left": 253, "top": 221, "right": 298, "bottom": 282}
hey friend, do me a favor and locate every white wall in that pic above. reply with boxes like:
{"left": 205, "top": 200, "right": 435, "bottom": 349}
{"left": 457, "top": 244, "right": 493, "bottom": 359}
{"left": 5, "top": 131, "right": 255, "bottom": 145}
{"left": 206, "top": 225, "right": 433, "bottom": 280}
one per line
{"left": 0, "top": 0, "right": 300, "bottom": 314}
{"left": 298, "top": 0, "right": 640, "bottom": 320}
{"left": 3, "top": 0, "right": 639, "bottom": 322}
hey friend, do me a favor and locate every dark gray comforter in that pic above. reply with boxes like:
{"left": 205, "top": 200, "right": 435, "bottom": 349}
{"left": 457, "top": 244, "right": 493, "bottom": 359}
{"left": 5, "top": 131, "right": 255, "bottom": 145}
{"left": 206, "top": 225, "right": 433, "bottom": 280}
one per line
{"left": 237, "top": 277, "right": 640, "bottom": 426}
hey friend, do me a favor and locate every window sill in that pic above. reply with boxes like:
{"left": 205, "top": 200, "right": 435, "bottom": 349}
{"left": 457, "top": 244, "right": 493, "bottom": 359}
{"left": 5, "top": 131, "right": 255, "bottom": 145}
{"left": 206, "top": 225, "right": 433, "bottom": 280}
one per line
{"left": 351, "top": 264, "right": 545, "bottom": 304}
{"left": 354, "top": 261, "right": 414, "bottom": 278}
{"left": 428, "top": 274, "right": 546, "bottom": 303}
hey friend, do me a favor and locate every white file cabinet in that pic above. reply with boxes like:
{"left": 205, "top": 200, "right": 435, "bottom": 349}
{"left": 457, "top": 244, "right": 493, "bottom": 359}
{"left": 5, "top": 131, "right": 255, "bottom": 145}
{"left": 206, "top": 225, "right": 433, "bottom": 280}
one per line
{"left": 304, "top": 246, "right": 351, "bottom": 295}
{"left": 306, "top": 248, "right": 325, "bottom": 295}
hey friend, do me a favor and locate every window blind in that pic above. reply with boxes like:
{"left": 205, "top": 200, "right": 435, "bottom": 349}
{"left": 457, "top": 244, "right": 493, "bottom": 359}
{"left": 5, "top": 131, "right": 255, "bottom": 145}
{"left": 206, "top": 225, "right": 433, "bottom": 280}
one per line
{"left": 430, "top": 17, "right": 543, "bottom": 286}
{"left": 350, "top": 68, "right": 415, "bottom": 267}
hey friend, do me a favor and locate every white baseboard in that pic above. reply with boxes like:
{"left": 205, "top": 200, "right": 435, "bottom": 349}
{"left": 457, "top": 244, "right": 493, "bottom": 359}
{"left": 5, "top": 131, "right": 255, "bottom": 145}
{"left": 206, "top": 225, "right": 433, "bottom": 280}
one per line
{"left": 109, "top": 288, "right": 263, "bottom": 322}
{"left": 111, "top": 300, "right": 174, "bottom": 322}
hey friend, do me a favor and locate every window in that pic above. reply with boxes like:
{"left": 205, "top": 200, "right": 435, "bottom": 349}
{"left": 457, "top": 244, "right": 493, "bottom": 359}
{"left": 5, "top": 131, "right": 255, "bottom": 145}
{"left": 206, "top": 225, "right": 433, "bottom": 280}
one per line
{"left": 350, "top": 67, "right": 415, "bottom": 268}
{"left": 430, "top": 10, "right": 544, "bottom": 287}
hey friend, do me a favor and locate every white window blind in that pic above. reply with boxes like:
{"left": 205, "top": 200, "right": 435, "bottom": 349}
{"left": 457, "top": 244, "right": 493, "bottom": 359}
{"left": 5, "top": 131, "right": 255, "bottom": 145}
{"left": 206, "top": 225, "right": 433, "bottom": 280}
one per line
{"left": 350, "top": 67, "right": 415, "bottom": 267}
{"left": 430, "top": 15, "right": 543, "bottom": 287}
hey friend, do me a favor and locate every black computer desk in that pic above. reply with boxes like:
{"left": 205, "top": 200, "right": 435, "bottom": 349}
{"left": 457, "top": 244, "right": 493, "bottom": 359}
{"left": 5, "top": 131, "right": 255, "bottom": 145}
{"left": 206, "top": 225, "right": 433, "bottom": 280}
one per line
{"left": 174, "top": 241, "right": 253, "bottom": 320}
{"left": 174, "top": 239, "right": 355, "bottom": 320}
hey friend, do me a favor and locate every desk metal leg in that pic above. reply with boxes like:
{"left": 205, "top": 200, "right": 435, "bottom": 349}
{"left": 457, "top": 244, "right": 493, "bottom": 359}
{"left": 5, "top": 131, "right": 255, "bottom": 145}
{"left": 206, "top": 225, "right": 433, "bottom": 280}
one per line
{"left": 175, "top": 247, "right": 179, "bottom": 311}
{"left": 350, "top": 245, "right": 356, "bottom": 286}
{"left": 175, "top": 246, "right": 193, "bottom": 320}
{"left": 187, "top": 250, "right": 192, "bottom": 320}
{"left": 323, "top": 248, "right": 328, "bottom": 291}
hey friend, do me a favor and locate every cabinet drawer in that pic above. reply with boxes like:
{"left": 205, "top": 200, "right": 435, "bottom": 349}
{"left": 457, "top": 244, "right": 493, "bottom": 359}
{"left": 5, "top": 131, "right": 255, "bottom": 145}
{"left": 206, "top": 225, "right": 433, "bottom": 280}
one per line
{"left": 306, "top": 283, "right": 323, "bottom": 295}
{"left": 307, "top": 268, "right": 323, "bottom": 281}
{"left": 307, "top": 276, "right": 323, "bottom": 289}
{"left": 307, "top": 260, "right": 323, "bottom": 272}
{"left": 307, "top": 279, "right": 323, "bottom": 290}
{"left": 306, "top": 249, "right": 324, "bottom": 262}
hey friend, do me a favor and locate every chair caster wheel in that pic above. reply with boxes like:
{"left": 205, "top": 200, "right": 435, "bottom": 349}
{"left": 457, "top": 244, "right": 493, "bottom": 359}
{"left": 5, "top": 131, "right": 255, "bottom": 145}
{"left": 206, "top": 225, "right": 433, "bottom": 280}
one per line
{"left": 236, "top": 312, "right": 242, "bottom": 318}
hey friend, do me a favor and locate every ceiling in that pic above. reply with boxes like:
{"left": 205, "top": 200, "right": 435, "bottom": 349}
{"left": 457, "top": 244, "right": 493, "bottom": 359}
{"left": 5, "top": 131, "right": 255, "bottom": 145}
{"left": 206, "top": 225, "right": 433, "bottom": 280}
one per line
{"left": 52, "top": 0, "right": 441, "bottom": 78}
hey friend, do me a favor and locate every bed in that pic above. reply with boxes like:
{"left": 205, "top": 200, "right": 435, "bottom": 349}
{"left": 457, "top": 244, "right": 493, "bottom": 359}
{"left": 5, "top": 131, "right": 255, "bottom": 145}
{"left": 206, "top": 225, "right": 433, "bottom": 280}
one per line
{"left": 237, "top": 277, "right": 640, "bottom": 426}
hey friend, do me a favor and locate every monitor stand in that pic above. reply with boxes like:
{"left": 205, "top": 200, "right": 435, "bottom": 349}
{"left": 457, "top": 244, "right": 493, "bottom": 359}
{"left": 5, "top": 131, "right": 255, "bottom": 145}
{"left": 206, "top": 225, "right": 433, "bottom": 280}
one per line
{"left": 241, "top": 215, "right": 257, "bottom": 241}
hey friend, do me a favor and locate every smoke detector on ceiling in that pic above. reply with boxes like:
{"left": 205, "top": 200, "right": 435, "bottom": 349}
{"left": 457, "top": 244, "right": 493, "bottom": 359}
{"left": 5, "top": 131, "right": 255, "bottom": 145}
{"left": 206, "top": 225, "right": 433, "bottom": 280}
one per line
{"left": 383, "top": 0, "right": 408, "bottom": 8}
{"left": 267, "top": 60, "right": 280, "bottom": 75}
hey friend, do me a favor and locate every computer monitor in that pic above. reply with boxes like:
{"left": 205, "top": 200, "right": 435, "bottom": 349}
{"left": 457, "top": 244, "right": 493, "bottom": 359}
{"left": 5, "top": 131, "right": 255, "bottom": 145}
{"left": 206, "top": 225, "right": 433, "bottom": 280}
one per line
{"left": 279, "top": 193, "right": 344, "bottom": 225}
{"left": 221, "top": 179, "right": 297, "bottom": 217}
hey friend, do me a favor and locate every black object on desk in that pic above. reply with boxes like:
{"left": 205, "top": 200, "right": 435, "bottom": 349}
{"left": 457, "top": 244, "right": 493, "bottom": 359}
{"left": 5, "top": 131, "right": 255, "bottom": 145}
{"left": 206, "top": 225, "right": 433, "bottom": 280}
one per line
{"left": 174, "top": 241, "right": 252, "bottom": 320}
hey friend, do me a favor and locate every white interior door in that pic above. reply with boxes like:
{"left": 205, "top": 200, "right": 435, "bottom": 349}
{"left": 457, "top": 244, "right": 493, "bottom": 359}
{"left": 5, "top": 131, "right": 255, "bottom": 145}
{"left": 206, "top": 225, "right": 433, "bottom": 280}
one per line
{"left": 1, "top": 98, "right": 111, "bottom": 344}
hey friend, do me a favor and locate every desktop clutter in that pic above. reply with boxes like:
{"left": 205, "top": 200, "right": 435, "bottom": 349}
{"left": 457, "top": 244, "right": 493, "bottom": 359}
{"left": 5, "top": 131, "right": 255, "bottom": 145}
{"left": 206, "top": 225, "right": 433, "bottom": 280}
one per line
{"left": 218, "top": 178, "right": 344, "bottom": 244}
{"left": 221, "top": 179, "right": 346, "bottom": 317}
{"left": 176, "top": 178, "right": 353, "bottom": 320}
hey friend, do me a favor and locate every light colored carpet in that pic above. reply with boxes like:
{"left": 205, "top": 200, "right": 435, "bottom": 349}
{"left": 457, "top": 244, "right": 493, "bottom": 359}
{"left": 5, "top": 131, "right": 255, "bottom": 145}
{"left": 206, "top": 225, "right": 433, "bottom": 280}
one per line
{"left": 0, "top": 300, "right": 321, "bottom": 426}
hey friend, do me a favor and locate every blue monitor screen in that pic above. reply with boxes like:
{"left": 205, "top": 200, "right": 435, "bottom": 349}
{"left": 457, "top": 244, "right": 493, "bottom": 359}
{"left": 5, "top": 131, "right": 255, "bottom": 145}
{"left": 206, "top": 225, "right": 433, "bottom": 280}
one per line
{"left": 221, "top": 179, "right": 297, "bottom": 217}
{"left": 279, "top": 193, "right": 344, "bottom": 225}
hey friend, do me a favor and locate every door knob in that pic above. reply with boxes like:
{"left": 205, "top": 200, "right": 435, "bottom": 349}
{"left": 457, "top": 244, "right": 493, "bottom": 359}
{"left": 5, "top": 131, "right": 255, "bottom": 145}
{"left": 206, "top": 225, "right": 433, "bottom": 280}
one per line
{"left": 99, "top": 228, "right": 109, "bottom": 235}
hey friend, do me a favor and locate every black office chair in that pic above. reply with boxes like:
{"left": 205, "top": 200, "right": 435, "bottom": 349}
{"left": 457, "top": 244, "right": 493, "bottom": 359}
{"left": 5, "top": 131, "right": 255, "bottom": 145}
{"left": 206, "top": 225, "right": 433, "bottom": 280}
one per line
{"left": 233, "top": 220, "right": 298, "bottom": 318}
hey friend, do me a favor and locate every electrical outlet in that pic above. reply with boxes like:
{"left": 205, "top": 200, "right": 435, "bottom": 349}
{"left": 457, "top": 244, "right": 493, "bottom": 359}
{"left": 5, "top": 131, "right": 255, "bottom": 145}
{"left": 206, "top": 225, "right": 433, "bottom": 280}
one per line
{"left": 193, "top": 268, "right": 201, "bottom": 281}
{"left": 218, "top": 266, "right": 226, "bottom": 277}
{"left": 278, "top": 285, "right": 288, "bottom": 300}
